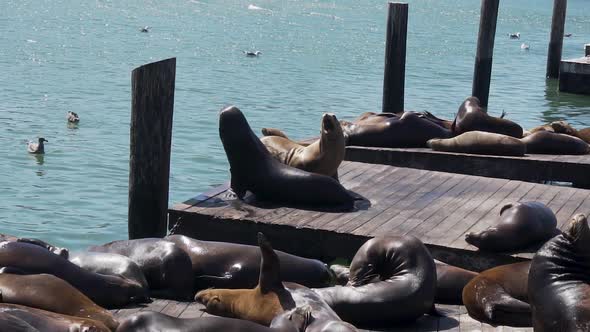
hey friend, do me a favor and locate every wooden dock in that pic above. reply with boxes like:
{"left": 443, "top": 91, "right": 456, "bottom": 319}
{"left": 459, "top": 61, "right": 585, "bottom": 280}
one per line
{"left": 345, "top": 146, "right": 590, "bottom": 188}
{"left": 559, "top": 56, "right": 590, "bottom": 95}
{"left": 111, "top": 299, "right": 533, "bottom": 331}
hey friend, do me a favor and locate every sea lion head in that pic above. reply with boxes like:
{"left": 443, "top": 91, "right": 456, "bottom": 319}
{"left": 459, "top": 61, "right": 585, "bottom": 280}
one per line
{"left": 550, "top": 121, "right": 577, "bottom": 136}
{"left": 321, "top": 113, "right": 343, "bottom": 138}
{"left": 270, "top": 306, "right": 312, "bottom": 332}
{"left": 194, "top": 288, "right": 244, "bottom": 318}
{"left": 564, "top": 214, "right": 590, "bottom": 251}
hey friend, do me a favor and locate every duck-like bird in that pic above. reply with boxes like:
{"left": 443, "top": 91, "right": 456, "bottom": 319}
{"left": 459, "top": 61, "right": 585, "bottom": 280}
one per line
{"left": 140, "top": 26, "right": 150, "bottom": 33}
{"left": 508, "top": 32, "right": 520, "bottom": 39}
{"left": 521, "top": 43, "right": 530, "bottom": 50}
{"left": 243, "top": 50, "right": 261, "bottom": 57}
{"left": 67, "top": 111, "right": 80, "bottom": 123}
{"left": 27, "top": 138, "right": 48, "bottom": 154}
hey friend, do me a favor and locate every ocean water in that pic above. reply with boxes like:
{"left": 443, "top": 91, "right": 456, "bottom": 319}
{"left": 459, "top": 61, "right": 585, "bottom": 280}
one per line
{"left": 0, "top": 0, "right": 589, "bottom": 250}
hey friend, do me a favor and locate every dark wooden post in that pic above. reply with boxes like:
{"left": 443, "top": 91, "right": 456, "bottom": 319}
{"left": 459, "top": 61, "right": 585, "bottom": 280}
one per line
{"left": 472, "top": 0, "right": 499, "bottom": 108}
{"left": 546, "top": 0, "right": 567, "bottom": 78}
{"left": 584, "top": 44, "right": 589, "bottom": 57}
{"left": 382, "top": 2, "right": 408, "bottom": 114}
{"left": 128, "top": 58, "right": 176, "bottom": 239}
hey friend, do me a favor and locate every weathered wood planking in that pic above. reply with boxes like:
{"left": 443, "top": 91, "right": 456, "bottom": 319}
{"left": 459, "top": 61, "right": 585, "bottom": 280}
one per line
{"left": 168, "top": 161, "right": 590, "bottom": 270}
{"left": 345, "top": 146, "right": 590, "bottom": 188}
{"left": 110, "top": 300, "right": 532, "bottom": 331}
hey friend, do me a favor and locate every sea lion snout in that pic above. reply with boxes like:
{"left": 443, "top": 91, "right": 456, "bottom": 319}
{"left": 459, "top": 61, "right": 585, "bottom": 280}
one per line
{"left": 566, "top": 214, "right": 589, "bottom": 243}
{"left": 464, "top": 232, "right": 480, "bottom": 246}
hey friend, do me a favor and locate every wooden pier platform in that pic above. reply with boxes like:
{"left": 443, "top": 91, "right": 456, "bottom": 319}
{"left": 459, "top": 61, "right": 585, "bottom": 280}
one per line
{"left": 345, "top": 146, "right": 590, "bottom": 188}
{"left": 168, "top": 161, "right": 590, "bottom": 271}
{"left": 111, "top": 299, "right": 533, "bottom": 331}
{"left": 559, "top": 56, "right": 590, "bottom": 95}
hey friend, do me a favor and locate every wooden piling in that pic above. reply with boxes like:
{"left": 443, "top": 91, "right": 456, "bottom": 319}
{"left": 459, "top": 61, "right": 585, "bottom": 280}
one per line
{"left": 382, "top": 2, "right": 408, "bottom": 114}
{"left": 128, "top": 58, "right": 176, "bottom": 239}
{"left": 471, "top": 0, "right": 499, "bottom": 108}
{"left": 585, "top": 44, "right": 590, "bottom": 57}
{"left": 546, "top": 0, "right": 567, "bottom": 78}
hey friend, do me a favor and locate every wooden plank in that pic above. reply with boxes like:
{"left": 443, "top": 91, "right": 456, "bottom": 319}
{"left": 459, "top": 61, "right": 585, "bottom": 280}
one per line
{"left": 459, "top": 313, "right": 483, "bottom": 332}
{"left": 172, "top": 182, "right": 230, "bottom": 210}
{"left": 178, "top": 302, "right": 207, "bottom": 319}
{"left": 160, "top": 301, "right": 190, "bottom": 318}
{"left": 114, "top": 305, "right": 146, "bottom": 319}
{"left": 556, "top": 189, "right": 590, "bottom": 228}
{"left": 141, "top": 299, "right": 169, "bottom": 313}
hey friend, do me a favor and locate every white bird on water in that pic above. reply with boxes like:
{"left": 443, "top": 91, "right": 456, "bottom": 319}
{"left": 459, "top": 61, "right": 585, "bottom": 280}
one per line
{"left": 67, "top": 111, "right": 80, "bottom": 123}
{"left": 508, "top": 32, "right": 520, "bottom": 39}
{"left": 521, "top": 43, "right": 530, "bottom": 51}
{"left": 243, "top": 50, "right": 261, "bottom": 57}
{"left": 27, "top": 138, "right": 48, "bottom": 154}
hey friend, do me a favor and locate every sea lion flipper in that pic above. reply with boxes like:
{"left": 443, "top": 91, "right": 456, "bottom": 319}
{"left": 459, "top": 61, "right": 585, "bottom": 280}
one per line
{"left": 230, "top": 175, "right": 247, "bottom": 199}
{"left": 261, "top": 128, "right": 289, "bottom": 139}
{"left": 500, "top": 203, "right": 513, "bottom": 215}
{"left": 257, "top": 233, "right": 284, "bottom": 293}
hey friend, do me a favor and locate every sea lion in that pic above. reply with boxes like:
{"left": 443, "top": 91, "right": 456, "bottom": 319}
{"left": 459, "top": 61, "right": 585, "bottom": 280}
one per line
{"left": 69, "top": 251, "right": 149, "bottom": 290}
{"left": 462, "top": 261, "right": 531, "bottom": 327}
{"left": 452, "top": 97, "right": 523, "bottom": 138}
{"left": 0, "top": 272, "right": 118, "bottom": 330}
{"left": 88, "top": 238, "right": 193, "bottom": 300}
{"left": 521, "top": 131, "right": 589, "bottom": 155}
{"left": 312, "top": 236, "right": 436, "bottom": 326}
{"left": 528, "top": 214, "right": 590, "bottom": 331}
{"left": 434, "top": 261, "right": 478, "bottom": 305}
{"left": 219, "top": 106, "right": 355, "bottom": 208}
{"left": 0, "top": 241, "right": 148, "bottom": 308}
{"left": 0, "top": 312, "right": 39, "bottom": 332}
{"left": 578, "top": 127, "right": 590, "bottom": 144}
{"left": 164, "top": 235, "right": 333, "bottom": 290}
{"left": 260, "top": 113, "right": 344, "bottom": 178}
{"left": 0, "top": 233, "right": 68, "bottom": 258}
{"left": 465, "top": 202, "right": 558, "bottom": 252}
{"left": 427, "top": 131, "right": 526, "bottom": 156}
{"left": 417, "top": 111, "right": 453, "bottom": 130}
{"left": 0, "top": 303, "right": 110, "bottom": 332}
{"left": 529, "top": 120, "right": 579, "bottom": 138}
{"left": 195, "top": 233, "right": 357, "bottom": 331}
{"left": 339, "top": 111, "right": 452, "bottom": 148}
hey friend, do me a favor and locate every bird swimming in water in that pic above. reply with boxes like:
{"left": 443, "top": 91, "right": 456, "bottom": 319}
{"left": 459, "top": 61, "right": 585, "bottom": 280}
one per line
{"left": 66, "top": 111, "right": 80, "bottom": 123}
{"left": 140, "top": 26, "right": 150, "bottom": 33}
{"left": 564, "top": 33, "right": 572, "bottom": 37}
{"left": 27, "top": 138, "right": 48, "bottom": 154}
{"left": 521, "top": 43, "right": 530, "bottom": 50}
{"left": 243, "top": 50, "right": 261, "bottom": 57}
{"left": 508, "top": 32, "right": 520, "bottom": 39}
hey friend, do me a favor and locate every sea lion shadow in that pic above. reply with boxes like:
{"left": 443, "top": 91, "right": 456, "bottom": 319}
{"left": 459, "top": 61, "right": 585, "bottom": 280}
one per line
{"left": 240, "top": 190, "right": 370, "bottom": 213}
{"left": 355, "top": 313, "right": 458, "bottom": 331}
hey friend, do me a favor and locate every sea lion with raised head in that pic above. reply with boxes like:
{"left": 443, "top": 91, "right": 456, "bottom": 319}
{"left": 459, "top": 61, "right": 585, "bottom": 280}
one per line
{"left": 529, "top": 214, "right": 590, "bottom": 331}
{"left": 195, "top": 233, "right": 357, "bottom": 331}
{"left": 260, "top": 113, "right": 344, "bottom": 178}
{"left": 219, "top": 106, "right": 355, "bottom": 208}
{"left": 0, "top": 233, "right": 68, "bottom": 258}
{"left": 465, "top": 202, "right": 558, "bottom": 252}
{"left": 165, "top": 234, "right": 333, "bottom": 290}
{"left": 521, "top": 131, "right": 589, "bottom": 155}
{"left": 452, "top": 97, "right": 523, "bottom": 138}
{"left": 88, "top": 238, "right": 193, "bottom": 300}
{"left": 427, "top": 131, "right": 526, "bottom": 156}
{"left": 0, "top": 303, "right": 110, "bottom": 332}
{"left": 69, "top": 251, "right": 149, "bottom": 290}
{"left": 312, "top": 236, "right": 436, "bottom": 326}
{"left": 463, "top": 261, "right": 531, "bottom": 327}
{"left": 0, "top": 272, "right": 118, "bottom": 330}
{"left": 0, "top": 241, "right": 148, "bottom": 308}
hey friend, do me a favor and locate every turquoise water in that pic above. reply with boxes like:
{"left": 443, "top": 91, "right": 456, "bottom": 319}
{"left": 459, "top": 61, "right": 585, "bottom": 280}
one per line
{"left": 1, "top": 0, "right": 589, "bottom": 250}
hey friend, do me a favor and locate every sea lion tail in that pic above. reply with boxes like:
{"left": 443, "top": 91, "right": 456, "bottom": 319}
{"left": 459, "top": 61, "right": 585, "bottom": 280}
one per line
{"left": 257, "top": 233, "right": 284, "bottom": 293}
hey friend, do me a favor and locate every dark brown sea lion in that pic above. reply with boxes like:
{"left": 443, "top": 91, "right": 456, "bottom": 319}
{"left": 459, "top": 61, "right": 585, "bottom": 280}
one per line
{"left": 260, "top": 113, "right": 344, "bottom": 178}
{"left": 0, "top": 312, "right": 39, "bottom": 332}
{"left": 0, "top": 303, "right": 110, "bottom": 332}
{"left": 465, "top": 202, "right": 558, "bottom": 252}
{"left": 0, "top": 272, "right": 118, "bottom": 330}
{"left": 463, "top": 261, "right": 531, "bottom": 327}
{"left": 69, "top": 251, "right": 149, "bottom": 290}
{"left": 88, "top": 238, "right": 193, "bottom": 300}
{"left": 164, "top": 235, "right": 333, "bottom": 290}
{"left": 528, "top": 120, "right": 579, "bottom": 138}
{"left": 434, "top": 261, "right": 478, "bottom": 305}
{"left": 219, "top": 106, "right": 355, "bottom": 208}
{"left": 195, "top": 233, "right": 357, "bottom": 331}
{"left": 339, "top": 111, "right": 452, "bottom": 148}
{"left": 521, "top": 131, "right": 589, "bottom": 155}
{"left": 312, "top": 236, "right": 436, "bottom": 326}
{"left": 452, "top": 97, "right": 523, "bottom": 138}
{"left": 427, "top": 131, "right": 526, "bottom": 156}
{"left": 417, "top": 111, "right": 453, "bottom": 130}
{"left": 578, "top": 127, "right": 590, "bottom": 144}
{"left": 0, "top": 241, "right": 148, "bottom": 308}
{"left": 529, "top": 214, "right": 590, "bottom": 331}
{"left": 0, "top": 233, "right": 68, "bottom": 258}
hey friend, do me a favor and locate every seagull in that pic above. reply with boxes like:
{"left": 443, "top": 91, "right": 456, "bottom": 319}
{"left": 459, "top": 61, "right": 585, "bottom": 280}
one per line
{"left": 521, "top": 43, "right": 530, "bottom": 50}
{"left": 140, "top": 26, "right": 150, "bottom": 33}
{"left": 66, "top": 111, "right": 80, "bottom": 123}
{"left": 243, "top": 50, "right": 261, "bottom": 57}
{"left": 508, "top": 32, "right": 520, "bottom": 39}
{"left": 27, "top": 138, "right": 48, "bottom": 154}
{"left": 564, "top": 33, "right": 572, "bottom": 37}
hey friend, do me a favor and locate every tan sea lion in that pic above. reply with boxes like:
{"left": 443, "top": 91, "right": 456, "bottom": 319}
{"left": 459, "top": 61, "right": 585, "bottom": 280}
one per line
{"left": 578, "top": 127, "right": 590, "bottom": 143}
{"left": 529, "top": 214, "right": 590, "bottom": 331}
{"left": 260, "top": 113, "right": 344, "bottom": 178}
{"left": 427, "top": 131, "right": 526, "bottom": 156}
{"left": 452, "top": 97, "right": 523, "bottom": 138}
{"left": 0, "top": 303, "right": 110, "bottom": 332}
{"left": 521, "top": 131, "right": 590, "bottom": 155}
{"left": 463, "top": 261, "right": 531, "bottom": 327}
{"left": 0, "top": 272, "right": 118, "bottom": 330}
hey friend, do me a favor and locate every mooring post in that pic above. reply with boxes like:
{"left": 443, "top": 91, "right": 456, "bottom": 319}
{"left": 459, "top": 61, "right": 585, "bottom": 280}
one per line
{"left": 585, "top": 44, "right": 590, "bottom": 57}
{"left": 546, "top": 0, "right": 567, "bottom": 78}
{"left": 472, "top": 0, "right": 499, "bottom": 108}
{"left": 382, "top": 2, "right": 408, "bottom": 114}
{"left": 128, "top": 58, "right": 176, "bottom": 239}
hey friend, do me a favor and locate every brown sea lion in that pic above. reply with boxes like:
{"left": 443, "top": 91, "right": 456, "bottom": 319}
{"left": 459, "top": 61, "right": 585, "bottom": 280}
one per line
{"left": 0, "top": 272, "right": 118, "bottom": 330}
{"left": 312, "top": 236, "right": 436, "bottom": 326}
{"left": 529, "top": 214, "right": 590, "bottom": 331}
{"left": 260, "top": 113, "right": 344, "bottom": 178}
{"left": 0, "top": 312, "right": 39, "bottom": 332}
{"left": 452, "top": 97, "right": 523, "bottom": 138}
{"left": 219, "top": 106, "right": 355, "bottom": 209}
{"left": 0, "top": 233, "right": 68, "bottom": 258}
{"left": 195, "top": 233, "right": 357, "bottom": 331}
{"left": 434, "top": 261, "right": 478, "bottom": 305}
{"left": 0, "top": 303, "right": 110, "bottom": 332}
{"left": 69, "top": 251, "right": 149, "bottom": 290}
{"left": 463, "top": 261, "right": 531, "bottom": 327}
{"left": 0, "top": 241, "right": 148, "bottom": 308}
{"left": 521, "top": 131, "right": 589, "bottom": 155}
{"left": 529, "top": 120, "right": 579, "bottom": 138}
{"left": 465, "top": 202, "right": 558, "bottom": 252}
{"left": 427, "top": 131, "right": 526, "bottom": 156}
{"left": 339, "top": 111, "right": 452, "bottom": 148}
{"left": 88, "top": 238, "right": 193, "bottom": 300}
{"left": 578, "top": 127, "right": 590, "bottom": 143}
{"left": 164, "top": 235, "right": 333, "bottom": 290}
